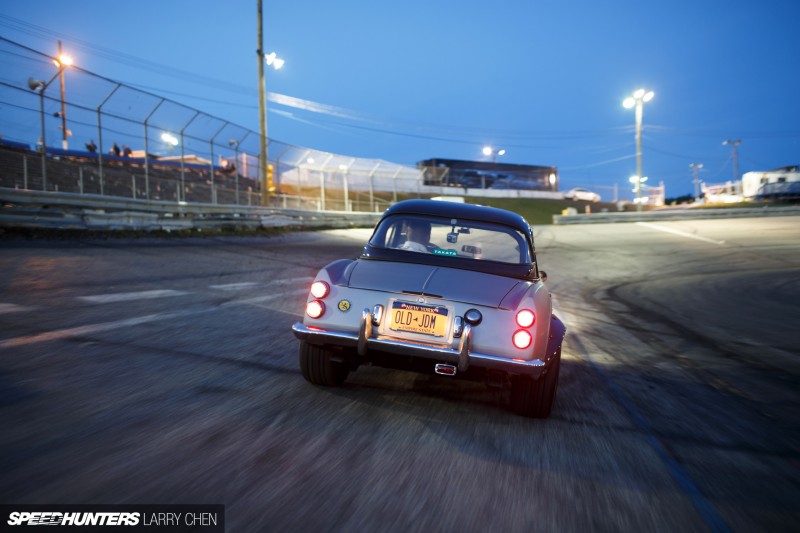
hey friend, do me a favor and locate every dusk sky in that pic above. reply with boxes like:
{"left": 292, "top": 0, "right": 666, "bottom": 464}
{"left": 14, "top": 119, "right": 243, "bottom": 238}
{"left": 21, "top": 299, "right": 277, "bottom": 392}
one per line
{"left": 1, "top": 0, "right": 798, "bottom": 199}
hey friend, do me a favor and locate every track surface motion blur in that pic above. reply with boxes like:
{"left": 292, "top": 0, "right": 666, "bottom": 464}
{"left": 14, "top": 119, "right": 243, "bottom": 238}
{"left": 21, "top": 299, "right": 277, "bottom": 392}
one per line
{"left": 1, "top": 218, "right": 798, "bottom": 531}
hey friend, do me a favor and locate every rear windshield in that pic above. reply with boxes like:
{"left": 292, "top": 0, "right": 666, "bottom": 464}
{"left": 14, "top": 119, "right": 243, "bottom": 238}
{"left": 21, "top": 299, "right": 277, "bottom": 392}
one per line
{"left": 369, "top": 214, "right": 532, "bottom": 265}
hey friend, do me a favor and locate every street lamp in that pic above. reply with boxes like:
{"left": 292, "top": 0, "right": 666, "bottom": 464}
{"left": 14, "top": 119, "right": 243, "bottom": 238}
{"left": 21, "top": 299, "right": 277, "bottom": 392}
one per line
{"left": 55, "top": 41, "right": 73, "bottom": 150}
{"left": 482, "top": 146, "right": 506, "bottom": 163}
{"left": 623, "top": 88, "right": 654, "bottom": 210}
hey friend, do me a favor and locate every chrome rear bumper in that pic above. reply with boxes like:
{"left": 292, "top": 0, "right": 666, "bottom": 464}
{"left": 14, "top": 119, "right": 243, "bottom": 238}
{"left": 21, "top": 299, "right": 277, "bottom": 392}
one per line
{"left": 292, "top": 308, "right": 546, "bottom": 376}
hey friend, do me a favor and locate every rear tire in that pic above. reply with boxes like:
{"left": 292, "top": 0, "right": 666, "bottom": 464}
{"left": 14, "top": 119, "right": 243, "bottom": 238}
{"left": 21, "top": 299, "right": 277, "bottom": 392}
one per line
{"left": 299, "top": 341, "right": 349, "bottom": 386}
{"left": 510, "top": 347, "right": 561, "bottom": 418}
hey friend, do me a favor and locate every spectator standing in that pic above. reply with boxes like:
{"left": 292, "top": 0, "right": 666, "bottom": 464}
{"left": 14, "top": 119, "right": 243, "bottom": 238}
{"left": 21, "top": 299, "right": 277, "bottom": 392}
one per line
{"left": 111, "top": 142, "right": 121, "bottom": 156}
{"left": 85, "top": 139, "right": 97, "bottom": 153}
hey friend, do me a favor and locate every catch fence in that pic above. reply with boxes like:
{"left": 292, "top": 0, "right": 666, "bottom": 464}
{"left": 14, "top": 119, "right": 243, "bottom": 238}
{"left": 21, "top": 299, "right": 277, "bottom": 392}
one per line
{"left": 0, "top": 37, "right": 425, "bottom": 211}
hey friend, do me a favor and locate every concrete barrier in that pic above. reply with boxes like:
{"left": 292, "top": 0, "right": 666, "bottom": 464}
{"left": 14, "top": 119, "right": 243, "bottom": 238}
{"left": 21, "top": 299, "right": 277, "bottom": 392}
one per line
{"left": 0, "top": 187, "right": 382, "bottom": 232}
{"left": 552, "top": 206, "right": 800, "bottom": 224}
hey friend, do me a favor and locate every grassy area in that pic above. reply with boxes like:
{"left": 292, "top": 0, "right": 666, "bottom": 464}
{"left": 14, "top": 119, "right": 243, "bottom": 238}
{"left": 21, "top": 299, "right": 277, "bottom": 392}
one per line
{"left": 278, "top": 186, "right": 624, "bottom": 225}
{"left": 462, "top": 197, "right": 608, "bottom": 226}
{"left": 345, "top": 192, "right": 609, "bottom": 226}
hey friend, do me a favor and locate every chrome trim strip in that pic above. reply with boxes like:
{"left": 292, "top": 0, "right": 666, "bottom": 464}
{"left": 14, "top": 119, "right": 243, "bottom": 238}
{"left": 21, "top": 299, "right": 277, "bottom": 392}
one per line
{"left": 457, "top": 323, "right": 471, "bottom": 372}
{"left": 292, "top": 322, "right": 546, "bottom": 374}
{"left": 358, "top": 308, "right": 371, "bottom": 356}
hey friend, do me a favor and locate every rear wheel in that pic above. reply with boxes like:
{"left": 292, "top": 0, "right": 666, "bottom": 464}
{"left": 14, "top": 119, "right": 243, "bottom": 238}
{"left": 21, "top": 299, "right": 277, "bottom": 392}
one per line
{"left": 510, "top": 347, "right": 561, "bottom": 418}
{"left": 299, "top": 341, "right": 349, "bottom": 386}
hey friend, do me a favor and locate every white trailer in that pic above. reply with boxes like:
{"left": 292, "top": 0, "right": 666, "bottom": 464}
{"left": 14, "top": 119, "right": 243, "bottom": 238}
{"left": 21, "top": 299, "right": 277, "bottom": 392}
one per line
{"left": 742, "top": 166, "right": 800, "bottom": 198}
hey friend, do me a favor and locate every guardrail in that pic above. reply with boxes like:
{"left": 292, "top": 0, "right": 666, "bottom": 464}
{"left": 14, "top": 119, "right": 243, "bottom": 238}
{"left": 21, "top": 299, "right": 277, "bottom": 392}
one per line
{"left": 553, "top": 205, "right": 800, "bottom": 225}
{"left": 0, "top": 187, "right": 382, "bottom": 232}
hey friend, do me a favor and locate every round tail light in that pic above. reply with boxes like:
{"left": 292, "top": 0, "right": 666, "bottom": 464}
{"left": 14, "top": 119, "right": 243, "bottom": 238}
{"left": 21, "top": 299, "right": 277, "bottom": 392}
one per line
{"left": 310, "top": 281, "right": 330, "bottom": 299}
{"left": 516, "top": 309, "right": 535, "bottom": 328}
{"left": 306, "top": 300, "right": 325, "bottom": 319}
{"left": 512, "top": 329, "right": 532, "bottom": 349}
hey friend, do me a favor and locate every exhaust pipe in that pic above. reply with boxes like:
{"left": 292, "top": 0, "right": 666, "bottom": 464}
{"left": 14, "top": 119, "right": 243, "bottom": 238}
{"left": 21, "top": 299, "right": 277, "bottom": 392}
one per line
{"left": 435, "top": 364, "right": 457, "bottom": 376}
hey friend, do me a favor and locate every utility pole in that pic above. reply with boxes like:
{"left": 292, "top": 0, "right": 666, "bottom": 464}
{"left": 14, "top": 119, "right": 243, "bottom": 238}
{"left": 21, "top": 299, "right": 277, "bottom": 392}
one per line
{"left": 257, "top": 0, "right": 269, "bottom": 206}
{"left": 723, "top": 139, "right": 742, "bottom": 183}
{"left": 689, "top": 163, "right": 703, "bottom": 201}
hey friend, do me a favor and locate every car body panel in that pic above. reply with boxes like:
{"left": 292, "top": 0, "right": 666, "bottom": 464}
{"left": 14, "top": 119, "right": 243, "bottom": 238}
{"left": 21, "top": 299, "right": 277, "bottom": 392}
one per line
{"left": 348, "top": 260, "right": 521, "bottom": 308}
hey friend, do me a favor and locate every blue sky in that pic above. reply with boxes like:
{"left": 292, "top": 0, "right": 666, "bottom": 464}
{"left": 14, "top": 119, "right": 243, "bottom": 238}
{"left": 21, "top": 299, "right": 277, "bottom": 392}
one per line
{"left": 1, "top": 0, "right": 798, "bottom": 199}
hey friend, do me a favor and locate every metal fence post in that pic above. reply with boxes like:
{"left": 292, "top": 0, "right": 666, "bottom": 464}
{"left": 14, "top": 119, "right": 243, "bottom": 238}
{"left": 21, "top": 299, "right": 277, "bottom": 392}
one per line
{"left": 391, "top": 169, "right": 401, "bottom": 203}
{"left": 179, "top": 112, "right": 200, "bottom": 203}
{"left": 368, "top": 162, "right": 380, "bottom": 212}
{"left": 231, "top": 131, "right": 249, "bottom": 205}
{"left": 210, "top": 122, "right": 228, "bottom": 205}
{"left": 96, "top": 84, "right": 121, "bottom": 196}
{"left": 23, "top": 154, "right": 28, "bottom": 190}
{"left": 319, "top": 154, "right": 333, "bottom": 211}
{"left": 294, "top": 149, "right": 311, "bottom": 208}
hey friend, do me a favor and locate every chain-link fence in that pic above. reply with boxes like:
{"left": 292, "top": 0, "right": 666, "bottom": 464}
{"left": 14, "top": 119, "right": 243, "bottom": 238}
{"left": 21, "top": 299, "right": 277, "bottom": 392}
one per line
{"left": 0, "top": 37, "right": 425, "bottom": 211}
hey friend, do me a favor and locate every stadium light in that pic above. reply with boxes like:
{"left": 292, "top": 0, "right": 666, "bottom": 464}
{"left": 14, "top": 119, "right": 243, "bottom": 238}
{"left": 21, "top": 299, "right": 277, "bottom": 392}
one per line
{"left": 265, "top": 52, "right": 285, "bottom": 70}
{"left": 161, "top": 132, "right": 179, "bottom": 146}
{"left": 482, "top": 146, "right": 506, "bottom": 163}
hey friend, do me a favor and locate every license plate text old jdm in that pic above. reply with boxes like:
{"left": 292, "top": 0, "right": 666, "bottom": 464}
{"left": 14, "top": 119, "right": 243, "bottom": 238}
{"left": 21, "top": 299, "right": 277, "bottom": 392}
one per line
{"left": 389, "top": 301, "right": 448, "bottom": 337}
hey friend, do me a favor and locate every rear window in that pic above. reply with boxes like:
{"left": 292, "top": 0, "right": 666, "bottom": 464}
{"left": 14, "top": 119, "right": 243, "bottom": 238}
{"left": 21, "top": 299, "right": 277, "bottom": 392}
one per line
{"left": 369, "top": 214, "right": 531, "bottom": 265}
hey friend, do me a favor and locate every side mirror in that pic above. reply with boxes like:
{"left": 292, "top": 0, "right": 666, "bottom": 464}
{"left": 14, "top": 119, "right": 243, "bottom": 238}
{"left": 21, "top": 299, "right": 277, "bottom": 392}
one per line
{"left": 539, "top": 270, "right": 547, "bottom": 282}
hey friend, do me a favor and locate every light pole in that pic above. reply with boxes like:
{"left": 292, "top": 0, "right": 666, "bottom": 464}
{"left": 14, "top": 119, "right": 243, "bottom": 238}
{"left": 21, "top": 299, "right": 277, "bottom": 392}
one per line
{"left": 623, "top": 88, "right": 654, "bottom": 210}
{"left": 482, "top": 146, "right": 506, "bottom": 163}
{"left": 723, "top": 139, "right": 741, "bottom": 183}
{"left": 256, "top": 0, "right": 284, "bottom": 206}
{"left": 229, "top": 139, "right": 240, "bottom": 204}
{"left": 689, "top": 163, "right": 703, "bottom": 201}
{"left": 55, "top": 41, "right": 73, "bottom": 150}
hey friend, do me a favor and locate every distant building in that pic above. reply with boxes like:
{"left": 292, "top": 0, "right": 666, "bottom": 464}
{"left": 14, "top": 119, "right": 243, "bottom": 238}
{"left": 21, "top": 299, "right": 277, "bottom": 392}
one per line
{"left": 417, "top": 158, "right": 559, "bottom": 192}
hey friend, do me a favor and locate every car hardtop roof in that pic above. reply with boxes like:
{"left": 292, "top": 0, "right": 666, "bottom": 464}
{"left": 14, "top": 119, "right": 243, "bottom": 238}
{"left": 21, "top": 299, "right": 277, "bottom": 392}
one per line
{"left": 382, "top": 199, "right": 531, "bottom": 233}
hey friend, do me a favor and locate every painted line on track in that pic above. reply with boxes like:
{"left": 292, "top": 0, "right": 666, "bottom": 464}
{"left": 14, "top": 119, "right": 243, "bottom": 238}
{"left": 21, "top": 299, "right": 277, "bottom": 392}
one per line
{"left": 0, "top": 309, "right": 213, "bottom": 350}
{"left": 78, "top": 290, "right": 191, "bottom": 304}
{"left": 636, "top": 222, "right": 726, "bottom": 245}
{"left": 552, "top": 297, "right": 731, "bottom": 533}
{"left": 226, "top": 288, "right": 309, "bottom": 306}
{"left": 0, "top": 303, "right": 33, "bottom": 314}
{"left": 209, "top": 282, "right": 259, "bottom": 291}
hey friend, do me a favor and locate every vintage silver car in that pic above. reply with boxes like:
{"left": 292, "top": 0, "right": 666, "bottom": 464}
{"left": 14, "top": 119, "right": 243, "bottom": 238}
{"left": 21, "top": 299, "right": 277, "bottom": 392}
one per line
{"left": 291, "top": 200, "right": 566, "bottom": 418}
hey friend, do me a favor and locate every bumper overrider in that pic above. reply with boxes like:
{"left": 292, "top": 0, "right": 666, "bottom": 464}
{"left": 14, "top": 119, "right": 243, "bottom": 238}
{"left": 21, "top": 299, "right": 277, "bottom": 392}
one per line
{"left": 292, "top": 308, "right": 548, "bottom": 377}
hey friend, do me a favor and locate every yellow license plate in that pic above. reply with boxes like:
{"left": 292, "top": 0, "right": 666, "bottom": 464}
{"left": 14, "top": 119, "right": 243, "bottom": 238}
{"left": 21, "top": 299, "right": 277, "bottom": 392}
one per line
{"left": 389, "top": 301, "right": 449, "bottom": 337}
